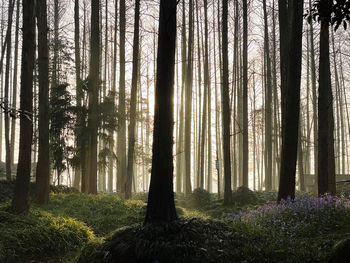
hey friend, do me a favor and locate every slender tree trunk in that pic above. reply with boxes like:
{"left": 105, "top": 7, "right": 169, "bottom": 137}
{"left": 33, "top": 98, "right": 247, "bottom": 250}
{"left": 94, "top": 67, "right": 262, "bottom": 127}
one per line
{"left": 117, "top": 0, "right": 126, "bottom": 193}
{"left": 10, "top": 0, "right": 20, "bottom": 170}
{"left": 263, "top": 0, "right": 273, "bottom": 191}
{"left": 12, "top": 0, "right": 35, "bottom": 213}
{"left": 222, "top": 0, "right": 232, "bottom": 204}
{"left": 36, "top": 0, "right": 50, "bottom": 204}
{"left": 125, "top": 0, "right": 140, "bottom": 199}
{"left": 4, "top": 0, "right": 15, "bottom": 180}
{"left": 242, "top": 0, "right": 249, "bottom": 188}
{"left": 87, "top": 0, "right": 100, "bottom": 194}
{"left": 145, "top": 0, "right": 177, "bottom": 224}
{"left": 309, "top": 0, "right": 318, "bottom": 189}
{"left": 184, "top": 0, "right": 194, "bottom": 195}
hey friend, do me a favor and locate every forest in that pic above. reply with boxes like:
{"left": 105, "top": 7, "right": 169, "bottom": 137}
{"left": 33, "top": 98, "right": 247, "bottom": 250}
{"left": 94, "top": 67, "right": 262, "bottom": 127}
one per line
{"left": 0, "top": 0, "right": 350, "bottom": 262}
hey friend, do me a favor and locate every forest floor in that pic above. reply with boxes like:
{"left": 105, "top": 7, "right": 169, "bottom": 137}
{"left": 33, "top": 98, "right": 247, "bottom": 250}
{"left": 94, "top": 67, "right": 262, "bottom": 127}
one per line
{"left": 1, "top": 181, "right": 350, "bottom": 263}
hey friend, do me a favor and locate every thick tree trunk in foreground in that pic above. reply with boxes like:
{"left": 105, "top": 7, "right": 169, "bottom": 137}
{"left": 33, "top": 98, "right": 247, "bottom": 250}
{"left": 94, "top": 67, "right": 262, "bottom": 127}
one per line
{"left": 278, "top": 0, "right": 304, "bottom": 201}
{"left": 36, "top": 0, "right": 50, "bottom": 204}
{"left": 318, "top": 4, "right": 335, "bottom": 195}
{"left": 145, "top": 0, "right": 177, "bottom": 224}
{"left": 12, "top": 0, "right": 35, "bottom": 214}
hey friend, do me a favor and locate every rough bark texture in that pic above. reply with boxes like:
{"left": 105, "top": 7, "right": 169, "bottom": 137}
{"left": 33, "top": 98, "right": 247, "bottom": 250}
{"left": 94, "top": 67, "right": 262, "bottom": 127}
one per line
{"left": 12, "top": 0, "right": 35, "bottom": 214}
{"left": 36, "top": 0, "right": 50, "bottom": 204}
{"left": 145, "top": 0, "right": 177, "bottom": 224}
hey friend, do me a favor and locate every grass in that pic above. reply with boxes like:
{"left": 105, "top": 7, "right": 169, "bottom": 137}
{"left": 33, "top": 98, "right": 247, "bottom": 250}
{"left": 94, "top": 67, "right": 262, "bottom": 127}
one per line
{"left": 1, "top": 183, "right": 349, "bottom": 262}
{"left": 0, "top": 203, "right": 93, "bottom": 263}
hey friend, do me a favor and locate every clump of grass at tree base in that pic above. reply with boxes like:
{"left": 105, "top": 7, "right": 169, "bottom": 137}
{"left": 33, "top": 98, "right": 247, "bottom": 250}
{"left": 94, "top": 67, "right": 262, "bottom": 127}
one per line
{"left": 76, "top": 218, "right": 268, "bottom": 263}
{"left": 0, "top": 203, "right": 93, "bottom": 263}
{"left": 39, "top": 193, "right": 146, "bottom": 236}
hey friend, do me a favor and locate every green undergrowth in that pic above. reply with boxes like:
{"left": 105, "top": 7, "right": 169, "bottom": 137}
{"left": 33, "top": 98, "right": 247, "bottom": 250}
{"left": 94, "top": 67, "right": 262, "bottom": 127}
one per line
{"left": 0, "top": 180, "right": 78, "bottom": 203}
{"left": 76, "top": 218, "right": 267, "bottom": 263}
{"left": 0, "top": 203, "right": 93, "bottom": 263}
{"left": 39, "top": 193, "right": 146, "bottom": 236}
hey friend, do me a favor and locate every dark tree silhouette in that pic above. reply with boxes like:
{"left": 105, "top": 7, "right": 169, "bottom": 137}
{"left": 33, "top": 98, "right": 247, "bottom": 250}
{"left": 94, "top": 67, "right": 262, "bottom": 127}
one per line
{"left": 145, "top": 0, "right": 177, "bottom": 224}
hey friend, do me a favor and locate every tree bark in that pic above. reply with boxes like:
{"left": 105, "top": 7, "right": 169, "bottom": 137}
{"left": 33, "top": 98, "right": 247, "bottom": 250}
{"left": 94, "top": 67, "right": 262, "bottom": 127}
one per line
{"left": 12, "top": 0, "right": 35, "bottom": 213}
{"left": 36, "top": 0, "right": 50, "bottom": 204}
{"left": 278, "top": 0, "right": 304, "bottom": 201}
{"left": 318, "top": 1, "right": 335, "bottom": 195}
{"left": 145, "top": 0, "right": 177, "bottom": 224}
{"left": 184, "top": 0, "right": 194, "bottom": 195}
{"left": 87, "top": 0, "right": 100, "bottom": 194}
{"left": 117, "top": 0, "right": 127, "bottom": 193}
{"left": 125, "top": 0, "right": 140, "bottom": 199}
{"left": 4, "top": 0, "right": 15, "bottom": 181}
{"left": 222, "top": 0, "right": 232, "bottom": 204}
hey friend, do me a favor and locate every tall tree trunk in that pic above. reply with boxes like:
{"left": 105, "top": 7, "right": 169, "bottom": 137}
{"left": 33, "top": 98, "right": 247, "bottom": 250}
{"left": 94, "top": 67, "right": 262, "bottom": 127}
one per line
{"left": 36, "top": 0, "right": 50, "bottom": 204}
{"left": 117, "top": 0, "right": 126, "bottom": 193}
{"left": 145, "top": 0, "right": 177, "bottom": 224}
{"left": 242, "top": 0, "right": 249, "bottom": 188}
{"left": 12, "top": 0, "right": 35, "bottom": 213}
{"left": 4, "top": 0, "right": 15, "bottom": 180}
{"left": 277, "top": 0, "right": 304, "bottom": 201}
{"left": 108, "top": 0, "right": 118, "bottom": 193}
{"left": 125, "top": 0, "right": 140, "bottom": 199}
{"left": 309, "top": 0, "right": 318, "bottom": 189}
{"left": 73, "top": 0, "right": 82, "bottom": 190}
{"left": 263, "top": 0, "right": 273, "bottom": 191}
{"left": 87, "top": 0, "right": 100, "bottom": 194}
{"left": 10, "top": 0, "right": 20, "bottom": 169}
{"left": 222, "top": 0, "right": 232, "bottom": 204}
{"left": 318, "top": 2, "right": 335, "bottom": 195}
{"left": 176, "top": 0, "right": 187, "bottom": 193}
{"left": 184, "top": 0, "right": 194, "bottom": 195}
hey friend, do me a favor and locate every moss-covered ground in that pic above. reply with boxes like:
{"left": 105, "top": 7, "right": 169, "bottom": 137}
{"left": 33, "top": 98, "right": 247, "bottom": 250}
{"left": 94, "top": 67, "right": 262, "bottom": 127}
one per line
{"left": 1, "top": 181, "right": 350, "bottom": 263}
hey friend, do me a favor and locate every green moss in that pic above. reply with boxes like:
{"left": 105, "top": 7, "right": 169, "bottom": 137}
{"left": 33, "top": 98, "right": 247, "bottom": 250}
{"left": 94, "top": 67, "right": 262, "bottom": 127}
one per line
{"left": 0, "top": 204, "right": 93, "bottom": 263}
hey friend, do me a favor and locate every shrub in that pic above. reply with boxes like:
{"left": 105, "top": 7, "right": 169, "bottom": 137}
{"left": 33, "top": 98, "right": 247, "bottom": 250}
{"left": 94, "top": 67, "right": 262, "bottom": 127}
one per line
{"left": 188, "top": 188, "right": 212, "bottom": 208}
{"left": 0, "top": 180, "right": 79, "bottom": 203}
{"left": 0, "top": 204, "right": 93, "bottom": 263}
{"left": 232, "top": 186, "right": 258, "bottom": 205}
